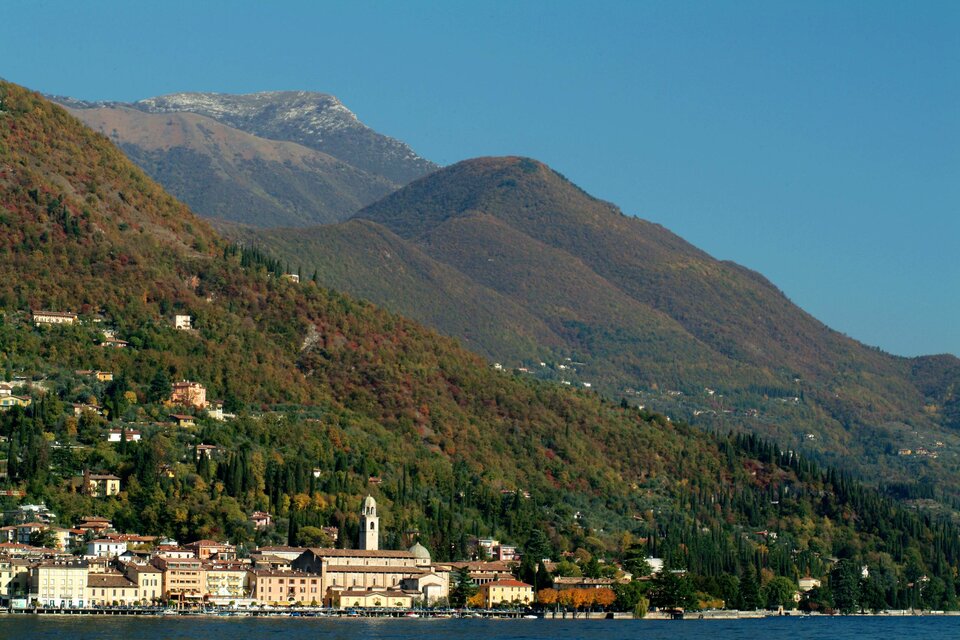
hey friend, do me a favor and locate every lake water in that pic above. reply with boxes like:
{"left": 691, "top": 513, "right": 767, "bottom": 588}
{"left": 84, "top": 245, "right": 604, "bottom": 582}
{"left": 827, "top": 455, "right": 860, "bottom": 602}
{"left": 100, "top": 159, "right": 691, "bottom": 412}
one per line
{"left": 2, "top": 615, "right": 960, "bottom": 640}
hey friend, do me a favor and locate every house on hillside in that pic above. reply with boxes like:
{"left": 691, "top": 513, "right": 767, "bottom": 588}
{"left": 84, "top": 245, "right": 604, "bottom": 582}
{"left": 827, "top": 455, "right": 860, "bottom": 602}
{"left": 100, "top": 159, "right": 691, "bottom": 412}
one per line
{"left": 170, "top": 414, "right": 196, "bottom": 428}
{"left": 71, "top": 471, "right": 121, "bottom": 497}
{"left": 0, "top": 396, "right": 31, "bottom": 410}
{"left": 32, "top": 310, "right": 78, "bottom": 326}
{"left": 87, "top": 538, "right": 128, "bottom": 558}
{"left": 107, "top": 429, "right": 141, "bottom": 443}
{"left": 76, "top": 370, "right": 114, "bottom": 382}
{"left": 100, "top": 337, "right": 129, "bottom": 348}
{"left": 798, "top": 577, "right": 821, "bottom": 592}
{"left": 75, "top": 516, "right": 112, "bottom": 535}
{"left": 170, "top": 381, "right": 207, "bottom": 409}
{"left": 174, "top": 314, "right": 192, "bottom": 330}
{"left": 194, "top": 444, "right": 218, "bottom": 459}
{"left": 206, "top": 400, "right": 224, "bottom": 421}
{"left": 250, "top": 511, "right": 272, "bottom": 530}
{"left": 72, "top": 402, "right": 102, "bottom": 417}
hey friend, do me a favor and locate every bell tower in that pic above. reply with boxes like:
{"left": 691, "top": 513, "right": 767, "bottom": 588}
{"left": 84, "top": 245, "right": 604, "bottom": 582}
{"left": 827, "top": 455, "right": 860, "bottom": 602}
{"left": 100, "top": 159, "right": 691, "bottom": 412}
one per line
{"left": 359, "top": 495, "right": 379, "bottom": 550}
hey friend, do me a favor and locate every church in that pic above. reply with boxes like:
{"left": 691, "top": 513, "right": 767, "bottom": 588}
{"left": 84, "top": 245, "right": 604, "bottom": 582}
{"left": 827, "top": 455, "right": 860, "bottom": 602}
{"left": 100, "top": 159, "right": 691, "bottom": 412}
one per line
{"left": 292, "top": 496, "right": 449, "bottom": 606}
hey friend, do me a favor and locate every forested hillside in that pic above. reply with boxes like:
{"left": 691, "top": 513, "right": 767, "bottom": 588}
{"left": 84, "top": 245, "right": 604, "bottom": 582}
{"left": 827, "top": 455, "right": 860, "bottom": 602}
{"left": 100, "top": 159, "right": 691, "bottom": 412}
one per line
{"left": 2, "top": 82, "right": 959, "bottom": 611}
{"left": 229, "top": 157, "right": 960, "bottom": 496}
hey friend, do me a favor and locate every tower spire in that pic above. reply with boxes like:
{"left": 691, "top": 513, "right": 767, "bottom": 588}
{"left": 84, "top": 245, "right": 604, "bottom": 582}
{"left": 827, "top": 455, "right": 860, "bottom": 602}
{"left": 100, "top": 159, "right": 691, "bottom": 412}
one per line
{"left": 359, "top": 495, "right": 379, "bottom": 550}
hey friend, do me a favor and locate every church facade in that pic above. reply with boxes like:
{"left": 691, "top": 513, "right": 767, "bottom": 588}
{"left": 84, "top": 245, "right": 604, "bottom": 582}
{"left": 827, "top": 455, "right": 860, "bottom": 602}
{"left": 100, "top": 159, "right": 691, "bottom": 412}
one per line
{"left": 291, "top": 496, "right": 449, "bottom": 605}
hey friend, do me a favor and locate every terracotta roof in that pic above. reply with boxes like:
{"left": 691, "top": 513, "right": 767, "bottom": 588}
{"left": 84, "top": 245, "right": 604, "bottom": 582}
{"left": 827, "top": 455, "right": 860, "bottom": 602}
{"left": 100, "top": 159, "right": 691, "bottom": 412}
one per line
{"left": 443, "top": 560, "right": 515, "bottom": 571}
{"left": 88, "top": 573, "right": 136, "bottom": 588}
{"left": 253, "top": 555, "right": 293, "bottom": 565}
{"left": 186, "top": 539, "right": 230, "bottom": 547}
{"left": 37, "top": 559, "right": 88, "bottom": 568}
{"left": 306, "top": 547, "right": 416, "bottom": 558}
{"left": 122, "top": 562, "right": 162, "bottom": 573}
{"left": 483, "top": 579, "right": 532, "bottom": 588}
{"left": 326, "top": 565, "right": 429, "bottom": 574}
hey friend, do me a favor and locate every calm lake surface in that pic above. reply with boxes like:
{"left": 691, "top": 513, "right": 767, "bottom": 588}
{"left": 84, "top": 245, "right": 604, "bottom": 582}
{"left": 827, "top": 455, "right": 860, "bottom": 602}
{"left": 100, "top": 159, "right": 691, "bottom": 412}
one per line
{"left": 2, "top": 616, "right": 960, "bottom": 640}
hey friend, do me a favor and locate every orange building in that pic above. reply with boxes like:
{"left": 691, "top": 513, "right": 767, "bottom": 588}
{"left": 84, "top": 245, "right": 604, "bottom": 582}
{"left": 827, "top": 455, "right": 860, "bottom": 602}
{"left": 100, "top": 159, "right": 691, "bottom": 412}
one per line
{"left": 251, "top": 570, "right": 322, "bottom": 605}
{"left": 170, "top": 381, "right": 207, "bottom": 409}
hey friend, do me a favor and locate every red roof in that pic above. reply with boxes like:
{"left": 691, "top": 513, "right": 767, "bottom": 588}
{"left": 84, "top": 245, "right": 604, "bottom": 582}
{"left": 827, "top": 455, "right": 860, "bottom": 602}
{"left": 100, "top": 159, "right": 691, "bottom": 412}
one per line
{"left": 484, "top": 579, "right": 532, "bottom": 588}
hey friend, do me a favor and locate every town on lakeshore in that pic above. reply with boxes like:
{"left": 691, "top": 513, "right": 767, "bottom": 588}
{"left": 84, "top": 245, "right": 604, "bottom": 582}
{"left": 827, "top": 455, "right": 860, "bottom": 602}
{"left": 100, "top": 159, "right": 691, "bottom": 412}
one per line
{"left": 1, "top": 307, "right": 958, "bottom": 619}
{"left": 0, "top": 495, "right": 536, "bottom": 612}
{"left": 0, "top": 496, "right": 943, "bottom": 620}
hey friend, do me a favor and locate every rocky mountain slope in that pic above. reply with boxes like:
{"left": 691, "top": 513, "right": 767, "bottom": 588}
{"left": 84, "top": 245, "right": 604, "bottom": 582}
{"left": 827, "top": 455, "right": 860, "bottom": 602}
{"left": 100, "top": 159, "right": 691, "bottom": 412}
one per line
{"left": 55, "top": 91, "right": 438, "bottom": 225}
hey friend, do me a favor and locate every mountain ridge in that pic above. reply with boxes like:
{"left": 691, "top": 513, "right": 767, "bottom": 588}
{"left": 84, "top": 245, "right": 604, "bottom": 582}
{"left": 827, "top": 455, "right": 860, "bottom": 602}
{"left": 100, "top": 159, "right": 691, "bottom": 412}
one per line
{"left": 52, "top": 90, "right": 438, "bottom": 226}
{"left": 232, "top": 155, "right": 960, "bottom": 494}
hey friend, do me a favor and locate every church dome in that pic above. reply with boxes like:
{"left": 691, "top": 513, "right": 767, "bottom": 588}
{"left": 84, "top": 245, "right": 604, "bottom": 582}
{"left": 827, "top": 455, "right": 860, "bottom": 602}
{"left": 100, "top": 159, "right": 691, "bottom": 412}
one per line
{"left": 363, "top": 495, "right": 377, "bottom": 509}
{"left": 409, "top": 542, "right": 431, "bottom": 561}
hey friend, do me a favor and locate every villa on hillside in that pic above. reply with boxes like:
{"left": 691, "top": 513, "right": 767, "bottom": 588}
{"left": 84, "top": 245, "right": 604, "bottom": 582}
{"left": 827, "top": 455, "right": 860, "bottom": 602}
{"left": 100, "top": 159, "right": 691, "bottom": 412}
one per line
{"left": 32, "top": 310, "right": 78, "bottom": 326}
{"left": 107, "top": 429, "right": 141, "bottom": 442}
{"left": 170, "top": 381, "right": 207, "bottom": 409}
{"left": 69, "top": 471, "right": 121, "bottom": 498}
{"left": 170, "top": 414, "right": 196, "bottom": 428}
{"left": 0, "top": 396, "right": 32, "bottom": 411}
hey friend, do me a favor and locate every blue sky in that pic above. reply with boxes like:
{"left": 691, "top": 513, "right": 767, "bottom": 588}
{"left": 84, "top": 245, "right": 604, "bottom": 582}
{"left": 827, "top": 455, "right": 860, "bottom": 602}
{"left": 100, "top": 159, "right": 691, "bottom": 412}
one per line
{"left": 2, "top": 1, "right": 957, "bottom": 356}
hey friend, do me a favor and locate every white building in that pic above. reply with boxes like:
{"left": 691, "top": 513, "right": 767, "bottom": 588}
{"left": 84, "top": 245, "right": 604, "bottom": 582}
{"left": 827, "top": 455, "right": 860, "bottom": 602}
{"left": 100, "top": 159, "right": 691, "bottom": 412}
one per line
{"left": 30, "top": 559, "right": 89, "bottom": 607}
{"left": 32, "top": 311, "right": 78, "bottom": 326}
{"left": 107, "top": 429, "right": 141, "bottom": 442}
{"left": 87, "top": 539, "right": 128, "bottom": 558}
{"left": 174, "top": 315, "right": 192, "bottom": 330}
{"left": 360, "top": 495, "right": 379, "bottom": 551}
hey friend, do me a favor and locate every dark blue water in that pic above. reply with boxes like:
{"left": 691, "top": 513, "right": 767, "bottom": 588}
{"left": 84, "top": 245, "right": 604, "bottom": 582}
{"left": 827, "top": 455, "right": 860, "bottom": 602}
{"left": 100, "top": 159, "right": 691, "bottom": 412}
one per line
{"left": 2, "top": 615, "right": 960, "bottom": 640}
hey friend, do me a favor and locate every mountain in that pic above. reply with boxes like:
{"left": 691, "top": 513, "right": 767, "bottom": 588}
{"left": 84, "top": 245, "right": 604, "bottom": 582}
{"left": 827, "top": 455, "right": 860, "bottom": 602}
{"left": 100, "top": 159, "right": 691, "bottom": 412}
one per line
{"left": 5, "top": 80, "right": 960, "bottom": 608}
{"left": 230, "top": 157, "right": 960, "bottom": 496}
{"left": 64, "top": 105, "right": 397, "bottom": 227}
{"left": 55, "top": 91, "right": 438, "bottom": 226}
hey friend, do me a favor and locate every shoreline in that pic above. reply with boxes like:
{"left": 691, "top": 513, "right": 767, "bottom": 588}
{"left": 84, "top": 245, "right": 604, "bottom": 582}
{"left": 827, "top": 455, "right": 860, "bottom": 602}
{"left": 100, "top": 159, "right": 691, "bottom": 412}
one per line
{"left": 3, "top": 607, "right": 959, "bottom": 620}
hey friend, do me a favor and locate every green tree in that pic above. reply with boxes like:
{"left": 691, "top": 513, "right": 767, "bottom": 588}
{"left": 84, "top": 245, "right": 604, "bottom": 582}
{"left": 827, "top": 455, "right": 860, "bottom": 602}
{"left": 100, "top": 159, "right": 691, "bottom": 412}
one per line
{"left": 147, "top": 369, "right": 172, "bottom": 404}
{"left": 649, "top": 571, "right": 696, "bottom": 611}
{"left": 860, "top": 575, "right": 888, "bottom": 613}
{"left": 762, "top": 576, "right": 797, "bottom": 609}
{"left": 29, "top": 528, "right": 59, "bottom": 549}
{"left": 296, "top": 526, "right": 333, "bottom": 547}
{"left": 450, "top": 566, "right": 478, "bottom": 608}
{"left": 736, "top": 566, "right": 761, "bottom": 610}
{"left": 831, "top": 560, "right": 861, "bottom": 614}
{"left": 613, "top": 580, "right": 647, "bottom": 612}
